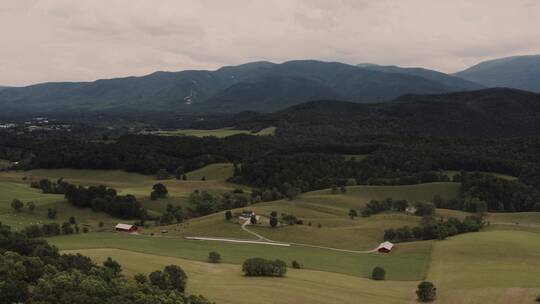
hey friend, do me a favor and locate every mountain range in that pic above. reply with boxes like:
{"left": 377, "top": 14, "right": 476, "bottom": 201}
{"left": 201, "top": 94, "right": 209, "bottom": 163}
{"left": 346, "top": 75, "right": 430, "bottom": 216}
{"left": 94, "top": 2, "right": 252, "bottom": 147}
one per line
{"left": 455, "top": 55, "right": 540, "bottom": 92}
{"left": 0, "top": 54, "right": 539, "bottom": 115}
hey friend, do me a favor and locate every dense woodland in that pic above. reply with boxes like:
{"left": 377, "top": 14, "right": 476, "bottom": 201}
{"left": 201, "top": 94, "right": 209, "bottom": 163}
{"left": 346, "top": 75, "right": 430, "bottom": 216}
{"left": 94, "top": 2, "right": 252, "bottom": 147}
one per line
{"left": 0, "top": 222, "right": 212, "bottom": 304}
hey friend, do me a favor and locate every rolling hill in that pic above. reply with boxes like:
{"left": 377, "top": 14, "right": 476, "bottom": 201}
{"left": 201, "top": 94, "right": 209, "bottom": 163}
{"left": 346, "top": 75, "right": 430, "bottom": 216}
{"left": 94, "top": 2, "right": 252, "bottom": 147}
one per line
{"left": 231, "top": 88, "right": 540, "bottom": 138}
{"left": 455, "top": 54, "right": 540, "bottom": 92}
{"left": 0, "top": 60, "right": 482, "bottom": 114}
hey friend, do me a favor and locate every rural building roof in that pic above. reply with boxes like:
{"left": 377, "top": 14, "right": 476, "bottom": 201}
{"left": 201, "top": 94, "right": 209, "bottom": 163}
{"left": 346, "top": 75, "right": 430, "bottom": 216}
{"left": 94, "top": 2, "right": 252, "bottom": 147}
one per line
{"left": 115, "top": 223, "right": 134, "bottom": 230}
{"left": 377, "top": 241, "right": 394, "bottom": 250}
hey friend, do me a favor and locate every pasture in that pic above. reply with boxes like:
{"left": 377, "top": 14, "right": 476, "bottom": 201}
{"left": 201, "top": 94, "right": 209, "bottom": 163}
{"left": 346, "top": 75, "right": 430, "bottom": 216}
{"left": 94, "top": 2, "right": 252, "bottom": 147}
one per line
{"left": 69, "top": 248, "right": 417, "bottom": 304}
{"left": 141, "top": 127, "right": 276, "bottom": 138}
{"left": 427, "top": 230, "right": 540, "bottom": 303}
{"left": 51, "top": 232, "right": 431, "bottom": 280}
{"left": 166, "top": 182, "right": 462, "bottom": 250}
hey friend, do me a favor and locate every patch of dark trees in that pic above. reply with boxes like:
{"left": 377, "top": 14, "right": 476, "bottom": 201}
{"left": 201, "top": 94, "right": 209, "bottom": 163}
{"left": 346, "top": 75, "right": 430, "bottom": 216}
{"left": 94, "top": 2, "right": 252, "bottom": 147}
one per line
{"left": 384, "top": 215, "right": 485, "bottom": 243}
{"left": 0, "top": 222, "right": 212, "bottom": 304}
{"left": 33, "top": 178, "right": 147, "bottom": 219}
{"left": 242, "top": 258, "right": 287, "bottom": 277}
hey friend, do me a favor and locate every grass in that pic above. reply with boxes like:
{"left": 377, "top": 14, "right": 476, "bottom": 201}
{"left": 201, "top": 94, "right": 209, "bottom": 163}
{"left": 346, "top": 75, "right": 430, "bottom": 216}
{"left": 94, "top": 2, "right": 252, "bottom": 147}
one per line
{"left": 142, "top": 127, "right": 276, "bottom": 138}
{"left": 444, "top": 170, "right": 518, "bottom": 181}
{"left": 50, "top": 232, "right": 431, "bottom": 280}
{"left": 167, "top": 182, "right": 462, "bottom": 251}
{"left": 427, "top": 230, "right": 540, "bottom": 303}
{"left": 0, "top": 165, "right": 245, "bottom": 226}
{"left": 65, "top": 248, "right": 418, "bottom": 304}
{"left": 0, "top": 159, "right": 10, "bottom": 170}
{"left": 185, "top": 163, "right": 235, "bottom": 181}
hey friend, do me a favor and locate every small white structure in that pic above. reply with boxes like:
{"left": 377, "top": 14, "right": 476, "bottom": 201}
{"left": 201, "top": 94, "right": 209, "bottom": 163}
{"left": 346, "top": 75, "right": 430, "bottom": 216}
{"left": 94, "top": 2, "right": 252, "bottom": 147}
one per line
{"left": 238, "top": 210, "right": 254, "bottom": 221}
{"left": 115, "top": 223, "right": 138, "bottom": 232}
{"left": 405, "top": 206, "right": 417, "bottom": 215}
{"left": 376, "top": 241, "right": 394, "bottom": 253}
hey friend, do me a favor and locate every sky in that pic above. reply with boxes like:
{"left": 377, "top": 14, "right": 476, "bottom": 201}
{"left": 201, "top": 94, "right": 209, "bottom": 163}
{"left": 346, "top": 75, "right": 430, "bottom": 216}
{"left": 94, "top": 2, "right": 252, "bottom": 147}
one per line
{"left": 1, "top": 0, "right": 540, "bottom": 86}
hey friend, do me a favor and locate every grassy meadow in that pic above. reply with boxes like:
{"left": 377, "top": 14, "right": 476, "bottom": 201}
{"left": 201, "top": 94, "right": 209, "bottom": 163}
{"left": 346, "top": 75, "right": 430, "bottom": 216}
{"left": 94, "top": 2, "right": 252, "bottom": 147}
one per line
{"left": 66, "top": 248, "right": 418, "bottom": 304}
{"left": 51, "top": 232, "right": 431, "bottom": 280}
{"left": 0, "top": 164, "right": 244, "bottom": 229}
{"left": 427, "top": 230, "right": 540, "bottom": 303}
{"left": 141, "top": 127, "right": 276, "bottom": 138}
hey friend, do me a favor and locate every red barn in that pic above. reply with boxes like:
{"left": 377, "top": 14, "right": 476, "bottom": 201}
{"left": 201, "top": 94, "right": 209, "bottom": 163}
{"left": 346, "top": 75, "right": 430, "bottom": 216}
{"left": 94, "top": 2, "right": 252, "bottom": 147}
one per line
{"left": 115, "top": 223, "right": 138, "bottom": 233}
{"left": 376, "top": 241, "right": 394, "bottom": 253}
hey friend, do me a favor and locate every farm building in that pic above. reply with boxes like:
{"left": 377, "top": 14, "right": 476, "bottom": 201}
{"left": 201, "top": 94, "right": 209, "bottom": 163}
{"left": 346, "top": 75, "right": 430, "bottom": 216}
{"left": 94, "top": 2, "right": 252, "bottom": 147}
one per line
{"left": 115, "top": 223, "right": 138, "bottom": 233}
{"left": 405, "top": 206, "right": 417, "bottom": 215}
{"left": 238, "top": 210, "right": 260, "bottom": 222}
{"left": 376, "top": 241, "right": 394, "bottom": 253}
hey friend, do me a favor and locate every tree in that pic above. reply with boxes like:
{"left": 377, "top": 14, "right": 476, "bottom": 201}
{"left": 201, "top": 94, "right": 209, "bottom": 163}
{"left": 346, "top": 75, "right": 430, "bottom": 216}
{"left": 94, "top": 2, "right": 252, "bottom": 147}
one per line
{"left": 151, "top": 183, "right": 168, "bottom": 200}
{"left": 11, "top": 199, "right": 24, "bottom": 212}
{"left": 156, "top": 169, "right": 170, "bottom": 180}
{"left": 348, "top": 209, "right": 358, "bottom": 219}
{"left": 414, "top": 202, "right": 435, "bottom": 217}
{"left": 103, "top": 257, "right": 122, "bottom": 275}
{"left": 225, "top": 210, "right": 232, "bottom": 221}
{"left": 285, "top": 187, "right": 300, "bottom": 200}
{"left": 291, "top": 260, "right": 302, "bottom": 269}
{"left": 27, "top": 201, "right": 35, "bottom": 212}
{"left": 242, "top": 258, "right": 287, "bottom": 277}
{"left": 371, "top": 266, "right": 386, "bottom": 280}
{"left": 416, "top": 281, "right": 437, "bottom": 302}
{"left": 134, "top": 273, "right": 148, "bottom": 284}
{"left": 208, "top": 251, "right": 221, "bottom": 263}
{"left": 61, "top": 222, "right": 74, "bottom": 234}
{"left": 47, "top": 208, "right": 57, "bottom": 219}
{"left": 164, "top": 265, "right": 187, "bottom": 292}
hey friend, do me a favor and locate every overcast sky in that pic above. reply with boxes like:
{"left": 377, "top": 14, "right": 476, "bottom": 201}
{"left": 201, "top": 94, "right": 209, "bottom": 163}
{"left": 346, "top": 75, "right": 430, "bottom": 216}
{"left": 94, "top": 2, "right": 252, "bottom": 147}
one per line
{"left": 1, "top": 0, "right": 539, "bottom": 86}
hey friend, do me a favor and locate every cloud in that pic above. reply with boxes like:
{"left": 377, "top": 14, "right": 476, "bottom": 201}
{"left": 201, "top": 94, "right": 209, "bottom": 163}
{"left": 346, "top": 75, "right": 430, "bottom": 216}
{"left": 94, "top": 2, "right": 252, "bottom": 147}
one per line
{"left": 1, "top": 0, "right": 539, "bottom": 86}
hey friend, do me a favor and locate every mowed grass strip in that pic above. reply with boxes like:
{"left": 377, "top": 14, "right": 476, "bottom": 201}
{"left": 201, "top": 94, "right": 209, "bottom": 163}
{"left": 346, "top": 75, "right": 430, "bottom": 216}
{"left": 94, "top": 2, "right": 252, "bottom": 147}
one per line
{"left": 49, "top": 232, "right": 432, "bottom": 280}
{"left": 142, "top": 127, "right": 276, "bottom": 138}
{"left": 428, "top": 230, "right": 540, "bottom": 303}
{"left": 66, "top": 248, "right": 417, "bottom": 304}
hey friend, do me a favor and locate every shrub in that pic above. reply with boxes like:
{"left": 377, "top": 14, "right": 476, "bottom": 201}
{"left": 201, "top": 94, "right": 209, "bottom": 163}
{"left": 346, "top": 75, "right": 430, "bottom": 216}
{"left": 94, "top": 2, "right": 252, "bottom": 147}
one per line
{"left": 371, "top": 266, "right": 386, "bottom": 280}
{"left": 225, "top": 210, "right": 232, "bottom": 221}
{"left": 11, "top": 199, "right": 24, "bottom": 212}
{"left": 416, "top": 281, "right": 437, "bottom": 302}
{"left": 270, "top": 216, "right": 278, "bottom": 228}
{"left": 208, "top": 251, "right": 221, "bottom": 263}
{"left": 242, "top": 258, "right": 287, "bottom": 277}
{"left": 291, "top": 260, "right": 302, "bottom": 269}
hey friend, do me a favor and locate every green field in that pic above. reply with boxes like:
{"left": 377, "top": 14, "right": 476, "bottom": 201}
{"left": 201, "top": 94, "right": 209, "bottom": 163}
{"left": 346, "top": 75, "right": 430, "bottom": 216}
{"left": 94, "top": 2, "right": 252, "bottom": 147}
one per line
{"left": 166, "top": 182, "right": 462, "bottom": 250}
{"left": 0, "top": 159, "right": 10, "bottom": 170}
{"left": 0, "top": 165, "right": 244, "bottom": 229}
{"left": 444, "top": 170, "right": 518, "bottom": 181}
{"left": 56, "top": 230, "right": 540, "bottom": 304}
{"left": 142, "top": 127, "right": 276, "bottom": 138}
{"left": 427, "top": 230, "right": 540, "bottom": 303}
{"left": 51, "top": 232, "right": 431, "bottom": 280}
{"left": 65, "top": 248, "right": 418, "bottom": 304}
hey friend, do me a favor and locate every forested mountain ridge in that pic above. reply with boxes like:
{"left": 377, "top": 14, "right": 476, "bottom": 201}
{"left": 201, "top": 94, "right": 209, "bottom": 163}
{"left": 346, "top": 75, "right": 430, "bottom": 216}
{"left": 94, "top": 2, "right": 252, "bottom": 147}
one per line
{"left": 228, "top": 88, "right": 540, "bottom": 138}
{"left": 0, "top": 60, "right": 482, "bottom": 114}
{"left": 455, "top": 54, "right": 540, "bottom": 92}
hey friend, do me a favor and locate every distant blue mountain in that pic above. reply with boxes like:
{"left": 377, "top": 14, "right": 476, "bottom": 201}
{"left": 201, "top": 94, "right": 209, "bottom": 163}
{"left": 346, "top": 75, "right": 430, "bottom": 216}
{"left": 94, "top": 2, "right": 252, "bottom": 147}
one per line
{"left": 454, "top": 54, "right": 540, "bottom": 92}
